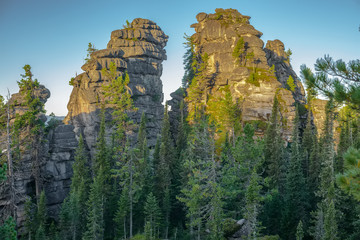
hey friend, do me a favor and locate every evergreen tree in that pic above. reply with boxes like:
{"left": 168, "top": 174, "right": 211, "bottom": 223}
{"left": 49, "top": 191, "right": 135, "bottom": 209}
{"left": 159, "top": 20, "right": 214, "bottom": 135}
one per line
{"left": 154, "top": 104, "right": 175, "bottom": 238}
{"left": 114, "top": 188, "right": 129, "bottom": 240}
{"left": 296, "top": 221, "right": 304, "bottom": 240}
{"left": 144, "top": 192, "right": 162, "bottom": 240}
{"left": 16, "top": 64, "right": 46, "bottom": 200}
{"left": 336, "top": 147, "right": 360, "bottom": 201}
{"left": 60, "top": 134, "right": 89, "bottom": 240}
{"left": 83, "top": 167, "right": 105, "bottom": 240}
{"left": 244, "top": 167, "right": 262, "bottom": 240}
{"left": 179, "top": 113, "right": 224, "bottom": 240}
{"left": 264, "top": 94, "right": 285, "bottom": 190}
{"left": 282, "top": 106, "right": 308, "bottom": 239}
{"left": 311, "top": 100, "right": 338, "bottom": 240}
{"left": 0, "top": 217, "right": 17, "bottom": 240}
{"left": 300, "top": 56, "right": 360, "bottom": 111}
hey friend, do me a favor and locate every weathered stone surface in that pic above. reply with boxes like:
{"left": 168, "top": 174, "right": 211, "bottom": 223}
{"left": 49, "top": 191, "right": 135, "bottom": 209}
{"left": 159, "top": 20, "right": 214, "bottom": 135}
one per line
{"left": 174, "top": 9, "right": 306, "bottom": 138}
{"left": 0, "top": 87, "right": 77, "bottom": 236}
{"left": 65, "top": 18, "right": 168, "bottom": 156}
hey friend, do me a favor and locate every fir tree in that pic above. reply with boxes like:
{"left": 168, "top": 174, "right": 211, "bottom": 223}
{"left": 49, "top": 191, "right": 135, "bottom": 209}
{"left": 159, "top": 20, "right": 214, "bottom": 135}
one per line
{"left": 83, "top": 167, "right": 105, "bottom": 240}
{"left": 144, "top": 192, "right": 161, "bottom": 240}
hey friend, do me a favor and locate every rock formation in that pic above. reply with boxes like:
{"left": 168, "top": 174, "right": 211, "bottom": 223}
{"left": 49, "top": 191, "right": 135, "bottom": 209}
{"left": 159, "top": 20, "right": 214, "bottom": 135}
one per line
{"left": 65, "top": 18, "right": 168, "bottom": 153}
{"left": 0, "top": 86, "right": 77, "bottom": 234}
{"left": 172, "top": 8, "right": 306, "bottom": 139}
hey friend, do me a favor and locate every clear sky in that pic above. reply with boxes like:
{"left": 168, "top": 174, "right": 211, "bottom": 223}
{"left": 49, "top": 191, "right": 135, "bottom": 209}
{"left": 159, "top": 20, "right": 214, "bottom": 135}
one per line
{"left": 0, "top": 0, "right": 359, "bottom": 116}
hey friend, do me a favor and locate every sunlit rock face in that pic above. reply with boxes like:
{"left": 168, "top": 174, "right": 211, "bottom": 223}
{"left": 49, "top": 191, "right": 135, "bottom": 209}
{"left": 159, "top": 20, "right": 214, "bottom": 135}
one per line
{"left": 65, "top": 18, "right": 168, "bottom": 154}
{"left": 170, "top": 8, "right": 306, "bottom": 139}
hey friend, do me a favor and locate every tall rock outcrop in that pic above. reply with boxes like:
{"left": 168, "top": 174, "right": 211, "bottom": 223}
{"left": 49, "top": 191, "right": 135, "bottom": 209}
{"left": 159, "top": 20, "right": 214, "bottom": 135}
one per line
{"left": 65, "top": 18, "right": 168, "bottom": 153}
{"left": 0, "top": 86, "right": 78, "bottom": 235}
{"left": 175, "top": 9, "right": 306, "bottom": 138}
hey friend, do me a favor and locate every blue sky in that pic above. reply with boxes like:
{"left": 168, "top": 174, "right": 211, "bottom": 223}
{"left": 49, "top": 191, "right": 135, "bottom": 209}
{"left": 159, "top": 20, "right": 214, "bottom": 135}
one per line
{"left": 0, "top": 0, "right": 359, "bottom": 116}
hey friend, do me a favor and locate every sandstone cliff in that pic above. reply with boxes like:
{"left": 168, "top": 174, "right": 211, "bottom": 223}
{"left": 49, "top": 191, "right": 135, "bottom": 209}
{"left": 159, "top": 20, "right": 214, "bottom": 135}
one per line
{"left": 172, "top": 8, "right": 306, "bottom": 139}
{"left": 64, "top": 18, "right": 168, "bottom": 153}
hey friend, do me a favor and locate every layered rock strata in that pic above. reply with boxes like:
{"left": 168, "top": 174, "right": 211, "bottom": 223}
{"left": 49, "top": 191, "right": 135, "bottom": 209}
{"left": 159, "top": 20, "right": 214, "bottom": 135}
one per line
{"left": 65, "top": 18, "right": 168, "bottom": 153}
{"left": 182, "top": 8, "right": 306, "bottom": 138}
{"left": 0, "top": 86, "right": 77, "bottom": 234}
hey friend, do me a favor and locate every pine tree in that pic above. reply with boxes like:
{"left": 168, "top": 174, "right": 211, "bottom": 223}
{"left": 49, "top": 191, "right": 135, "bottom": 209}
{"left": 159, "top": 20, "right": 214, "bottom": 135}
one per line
{"left": 336, "top": 147, "right": 360, "bottom": 201}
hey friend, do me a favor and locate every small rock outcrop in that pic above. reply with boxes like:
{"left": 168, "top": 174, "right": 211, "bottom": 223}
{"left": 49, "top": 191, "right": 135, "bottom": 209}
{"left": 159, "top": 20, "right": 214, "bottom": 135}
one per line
{"left": 177, "top": 8, "right": 306, "bottom": 138}
{"left": 65, "top": 18, "right": 168, "bottom": 153}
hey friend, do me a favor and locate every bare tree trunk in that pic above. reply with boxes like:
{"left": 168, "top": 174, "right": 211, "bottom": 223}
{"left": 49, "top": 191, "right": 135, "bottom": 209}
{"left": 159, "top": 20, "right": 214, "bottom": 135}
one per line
{"left": 6, "top": 90, "right": 16, "bottom": 221}
{"left": 129, "top": 152, "right": 133, "bottom": 239}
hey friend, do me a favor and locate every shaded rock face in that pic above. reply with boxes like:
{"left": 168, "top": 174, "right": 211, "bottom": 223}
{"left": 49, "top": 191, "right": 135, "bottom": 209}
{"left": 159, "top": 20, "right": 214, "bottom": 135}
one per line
{"left": 181, "top": 8, "right": 305, "bottom": 138}
{"left": 65, "top": 18, "right": 168, "bottom": 154}
{"left": 0, "top": 86, "right": 77, "bottom": 235}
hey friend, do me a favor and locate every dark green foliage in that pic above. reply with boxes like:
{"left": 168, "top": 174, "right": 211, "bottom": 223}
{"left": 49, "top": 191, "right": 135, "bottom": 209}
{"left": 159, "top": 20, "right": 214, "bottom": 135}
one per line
{"left": 60, "top": 134, "right": 89, "bottom": 240}
{"left": 178, "top": 113, "right": 224, "bottom": 240}
{"left": 310, "top": 100, "right": 338, "bottom": 240}
{"left": 264, "top": 95, "right": 285, "bottom": 190}
{"left": 182, "top": 35, "right": 196, "bottom": 88}
{"left": 281, "top": 107, "right": 308, "bottom": 239}
{"left": 0, "top": 217, "right": 17, "bottom": 240}
{"left": 84, "top": 43, "right": 97, "bottom": 63}
{"left": 144, "top": 192, "right": 161, "bottom": 239}
{"left": 336, "top": 147, "right": 360, "bottom": 201}
{"left": 296, "top": 220, "right": 304, "bottom": 240}
{"left": 300, "top": 56, "right": 360, "bottom": 111}
{"left": 36, "top": 190, "right": 47, "bottom": 228}
{"left": 0, "top": 163, "right": 6, "bottom": 183}
{"left": 83, "top": 167, "right": 105, "bottom": 240}
{"left": 15, "top": 64, "right": 46, "bottom": 198}
{"left": 102, "top": 62, "right": 137, "bottom": 146}
{"left": 232, "top": 37, "right": 245, "bottom": 65}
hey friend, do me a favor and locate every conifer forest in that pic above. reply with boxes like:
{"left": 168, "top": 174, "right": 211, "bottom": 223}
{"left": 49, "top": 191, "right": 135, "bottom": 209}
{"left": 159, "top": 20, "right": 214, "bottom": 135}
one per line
{"left": 1, "top": 8, "right": 360, "bottom": 240}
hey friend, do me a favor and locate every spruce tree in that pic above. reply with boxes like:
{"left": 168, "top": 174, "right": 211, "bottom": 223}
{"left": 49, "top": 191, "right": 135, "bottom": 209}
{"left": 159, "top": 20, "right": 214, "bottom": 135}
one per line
{"left": 311, "top": 100, "right": 338, "bottom": 240}
{"left": 144, "top": 192, "right": 161, "bottom": 240}
{"left": 179, "top": 113, "right": 224, "bottom": 240}
{"left": 83, "top": 167, "right": 105, "bottom": 240}
{"left": 16, "top": 65, "right": 46, "bottom": 200}
{"left": 244, "top": 167, "right": 262, "bottom": 240}
{"left": 281, "top": 106, "right": 308, "bottom": 239}
{"left": 264, "top": 94, "right": 285, "bottom": 190}
{"left": 154, "top": 104, "right": 175, "bottom": 238}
